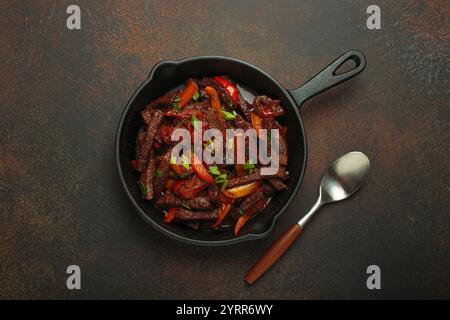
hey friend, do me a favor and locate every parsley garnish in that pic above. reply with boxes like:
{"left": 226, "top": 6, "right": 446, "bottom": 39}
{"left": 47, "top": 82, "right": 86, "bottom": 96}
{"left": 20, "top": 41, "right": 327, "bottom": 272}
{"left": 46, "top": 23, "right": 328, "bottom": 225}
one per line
{"left": 221, "top": 110, "right": 236, "bottom": 120}
{"left": 181, "top": 154, "right": 190, "bottom": 170}
{"left": 181, "top": 203, "right": 191, "bottom": 210}
{"left": 170, "top": 155, "right": 190, "bottom": 170}
{"left": 215, "top": 173, "right": 228, "bottom": 191}
{"left": 204, "top": 139, "right": 213, "bottom": 149}
{"left": 172, "top": 102, "right": 180, "bottom": 111}
{"left": 208, "top": 166, "right": 221, "bottom": 176}
{"left": 155, "top": 168, "right": 163, "bottom": 177}
{"left": 192, "top": 91, "right": 200, "bottom": 101}
{"left": 243, "top": 160, "right": 255, "bottom": 174}
{"left": 172, "top": 96, "right": 181, "bottom": 111}
{"left": 138, "top": 181, "right": 149, "bottom": 195}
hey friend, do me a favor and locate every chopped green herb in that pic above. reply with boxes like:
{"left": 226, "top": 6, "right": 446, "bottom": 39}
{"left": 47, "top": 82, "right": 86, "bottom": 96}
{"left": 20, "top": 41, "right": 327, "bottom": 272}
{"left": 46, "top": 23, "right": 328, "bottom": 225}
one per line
{"left": 221, "top": 110, "right": 236, "bottom": 120}
{"left": 155, "top": 168, "right": 163, "bottom": 177}
{"left": 215, "top": 173, "right": 227, "bottom": 182}
{"left": 172, "top": 102, "right": 180, "bottom": 111}
{"left": 191, "top": 114, "right": 201, "bottom": 128}
{"left": 238, "top": 208, "right": 244, "bottom": 216}
{"left": 181, "top": 203, "right": 191, "bottom": 210}
{"left": 220, "top": 180, "right": 228, "bottom": 191}
{"left": 243, "top": 160, "right": 255, "bottom": 174}
{"left": 138, "top": 181, "right": 149, "bottom": 195}
{"left": 208, "top": 166, "right": 221, "bottom": 176}
{"left": 192, "top": 91, "right": 200, "bottom": 101}
{"left": 229, "top": 100, "right": 234, "bottom": 108}
{"left": 215, "top": 173, "right": 228, "bottom": 191}
{"left": 203, "top": 140, "right": 210, "bottom": 148}
{"left": 181, "top": 154, "right": 190, "bottom": 170}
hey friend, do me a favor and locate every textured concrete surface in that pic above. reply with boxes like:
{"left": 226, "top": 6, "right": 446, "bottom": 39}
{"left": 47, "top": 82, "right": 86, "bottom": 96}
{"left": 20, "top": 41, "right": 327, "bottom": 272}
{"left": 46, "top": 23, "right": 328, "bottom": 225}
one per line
{"left": 0, "top": 0, "right": 448, "bottom": 299}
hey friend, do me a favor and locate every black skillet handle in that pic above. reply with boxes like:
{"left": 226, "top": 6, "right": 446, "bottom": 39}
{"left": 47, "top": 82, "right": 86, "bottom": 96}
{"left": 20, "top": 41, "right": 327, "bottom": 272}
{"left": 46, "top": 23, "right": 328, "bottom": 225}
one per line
{"left": 289, "top": 50, "right": 366, "bottom": 107}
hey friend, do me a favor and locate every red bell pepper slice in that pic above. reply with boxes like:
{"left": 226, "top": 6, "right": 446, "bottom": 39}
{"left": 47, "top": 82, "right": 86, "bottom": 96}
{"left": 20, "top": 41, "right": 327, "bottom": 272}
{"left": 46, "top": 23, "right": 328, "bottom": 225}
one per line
{"left": 212, "top": 203, "right": 234, "bottom": 228}
{"left": 170, "top": 161, "right": 193, "bottom": 178}
{"left": 217, "top": 192, "right": 235, "bottom": 204}
{"left": 250, "top": 112, "right": 263, "bottom": 136}
{"left": 176, "top": 175, "right": 208, "bottom": 199}
{"left": 178, "top": 79, "right": 199, "bottom": 108}
{"left": 191, "top": 154, "right": 215, "bottom": 184}
{"left": 164, "top": 207, "right": 176, "bottom": 224}
{"left": 204, "top": 86, "right": 226, "bottom": 134}
{"left": 223, "top": 182, "right": 261, "bottom": 199}
{"left": 214, "top": 76, "right": 239, "bottom": 106}
{"left": 234, "top": 198, "right": 267, "bottom": 235}
{"left": 173, "top": 179, "right": 185, "bottom": 194}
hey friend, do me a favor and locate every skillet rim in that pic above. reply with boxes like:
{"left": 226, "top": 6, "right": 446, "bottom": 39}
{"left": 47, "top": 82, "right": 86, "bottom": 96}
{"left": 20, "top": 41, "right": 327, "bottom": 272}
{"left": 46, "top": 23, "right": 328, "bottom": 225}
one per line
{"left": 115, "top": 55, "right": 307, "bottom": 246}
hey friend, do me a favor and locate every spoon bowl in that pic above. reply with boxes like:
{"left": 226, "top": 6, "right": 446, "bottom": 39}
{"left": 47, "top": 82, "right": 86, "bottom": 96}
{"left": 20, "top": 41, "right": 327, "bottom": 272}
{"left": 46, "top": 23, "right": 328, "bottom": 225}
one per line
{"left": 321, "top": 151, "right": 370, "bottom": 203}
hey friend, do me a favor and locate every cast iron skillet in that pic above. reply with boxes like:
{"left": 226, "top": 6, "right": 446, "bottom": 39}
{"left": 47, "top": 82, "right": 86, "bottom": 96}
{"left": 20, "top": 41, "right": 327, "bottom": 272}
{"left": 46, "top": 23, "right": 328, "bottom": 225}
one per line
{"left": 116, "top": 50, "right": 366, "bottom": 246}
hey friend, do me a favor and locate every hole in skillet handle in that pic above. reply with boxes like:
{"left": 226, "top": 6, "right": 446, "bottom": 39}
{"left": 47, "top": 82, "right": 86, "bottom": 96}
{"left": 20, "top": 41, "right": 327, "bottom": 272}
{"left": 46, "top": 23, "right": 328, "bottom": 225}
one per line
{"left": 289, "top": 50, "right": 366, "bottom": 107}
{"left": 148, "top": 60, "right": 179, "bottom": 82}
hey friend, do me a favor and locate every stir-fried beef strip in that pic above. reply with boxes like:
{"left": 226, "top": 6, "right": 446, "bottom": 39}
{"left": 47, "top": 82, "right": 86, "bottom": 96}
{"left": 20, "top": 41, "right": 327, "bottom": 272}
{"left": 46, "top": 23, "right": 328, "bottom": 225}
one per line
{"left": 155, "top": 194, "right": 214, "bottom": 210}
{"left": 185, "top": 197, "right": 215, "bottom": 210}
{"left": 132, "top": 76, "right": 288, "bottom": 234}
{"left": 278, "top": 135, "right": 288, "bottom": 166}
{"left": 239, "top": 191, "right": 265, "bottom": 213}
{"left": 261, "top": 182, "right": 276, "bottom": 195}
{"left": 184, "top": 101, "right": 210, "bottom": 111}
{"left": 153, "top": 148, "right": 172, "bottom": 198}
{"left": 141, "top": 109, "right": 153, "bottom": 126}
{"left": 204, "top": 108, "right": 222, "bottom": 129}
{"left": 206, "top": 184, "right": 219, "bottom": 203}
{"left": 137, "top": 131, "right": 146, "bottom": 148}
{"left": 174, "top": 208, "right": 219, "bottom": 221}
{"left": 154, "top": 193, "right": 183, "bottom": 208}
{"left": 139, "top": 149, "right": 156, "bottom": 200}
{"left": 233, "top": 113, "right": 252, "bottom": 130}
{"left": 267, "top": 178, "right": 288, "bottom": 191}
{"left": 230, "top": 198, "right": 245, "bottom": 221}
{"left": 136, "top": 110, "right": 164, "bottom": 172}
{"left": 237, "top": 93, "right": 252, "bottom": 120}
{"left": 227, "top": 167, "right": 288, "bottom": 188}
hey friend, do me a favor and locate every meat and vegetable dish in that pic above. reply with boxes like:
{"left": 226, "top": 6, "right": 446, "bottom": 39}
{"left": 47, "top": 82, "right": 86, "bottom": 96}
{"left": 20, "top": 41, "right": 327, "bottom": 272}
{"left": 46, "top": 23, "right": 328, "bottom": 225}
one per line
{"left": 131, "top": 76, "right": 289, "bottom": 235}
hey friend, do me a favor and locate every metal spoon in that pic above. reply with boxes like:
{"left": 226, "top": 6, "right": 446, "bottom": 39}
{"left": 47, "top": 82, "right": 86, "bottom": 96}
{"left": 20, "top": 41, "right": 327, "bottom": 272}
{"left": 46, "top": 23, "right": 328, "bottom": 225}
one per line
{"left": 245, "top": 151, "right": 370, "bottom": 284}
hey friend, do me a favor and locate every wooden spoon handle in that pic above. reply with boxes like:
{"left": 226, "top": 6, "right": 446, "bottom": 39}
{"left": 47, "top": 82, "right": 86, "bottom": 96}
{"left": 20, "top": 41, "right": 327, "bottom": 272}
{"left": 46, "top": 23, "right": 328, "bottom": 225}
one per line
{"left": 245, "top": 224, "right": 302, "bottom": 284}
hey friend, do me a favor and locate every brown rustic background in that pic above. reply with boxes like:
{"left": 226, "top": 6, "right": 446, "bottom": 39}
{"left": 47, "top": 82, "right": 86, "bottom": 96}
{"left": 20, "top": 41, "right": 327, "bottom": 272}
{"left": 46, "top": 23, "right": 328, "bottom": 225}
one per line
{"left": 0, "top": 0, "right": 448, "bottom": 299}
